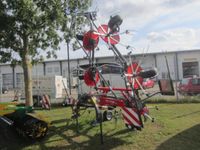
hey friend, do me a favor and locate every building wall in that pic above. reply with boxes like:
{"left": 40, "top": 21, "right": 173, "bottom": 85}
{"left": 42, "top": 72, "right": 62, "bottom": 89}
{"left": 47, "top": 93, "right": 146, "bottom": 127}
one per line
{"left": 177, "top": 51, "right": 200, "bottom": 79}
{"left": 137, "top": 55, "right": 156, "bottom": 69}
{"left": 0, "top": 50, "right": 200, "bottom": 89}
{"left": 96, "top": 57, "right": 115, "bottom": 63}
{"left": 0, "top": 65, "right": 13, "bottom": 74}
{"left": 156, "top": 53, "right": 176, "bottom": 80}
{"left": 32, "top": 63, "right": 44, "bottom": 76}
{"left": 45, "top": 61, "right": 61, "bottom": 76}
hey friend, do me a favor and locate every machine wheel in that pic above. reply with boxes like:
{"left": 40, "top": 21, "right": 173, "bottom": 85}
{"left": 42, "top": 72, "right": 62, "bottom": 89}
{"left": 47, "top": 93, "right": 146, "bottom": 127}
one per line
{"left": 103, "top": 110, "right": 113, "bottom": 121}
{"left": 125, "top": 124, "right": 141, "bottom": 131}
{"left": 24, "top": 118, "right": 48, "bottom": 139}
{"left": 125, "top": 124, "right": 135, "bottom": 130}
{"left": 33, "top": 95, "right": 42, "bottom": 107}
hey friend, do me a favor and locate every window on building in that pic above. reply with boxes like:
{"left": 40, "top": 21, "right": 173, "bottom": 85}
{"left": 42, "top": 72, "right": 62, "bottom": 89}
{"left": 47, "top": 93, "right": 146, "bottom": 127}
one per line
{"left": 2, "top": 73, "right": 13, "bottom": 89}
{"left": 54, "top": 67, "right": 60, "bottom": 73}
{"left": 182, "top": 62, "right": 199, "bottom": 78}
{"left": 62, "top": 69, "right": 66, "bottom": 77}
{"left": 16, "top": 73, "right": 24, "bottom": 88}
{"left": 47, "top": 67, "right": 52, "bottom": 73}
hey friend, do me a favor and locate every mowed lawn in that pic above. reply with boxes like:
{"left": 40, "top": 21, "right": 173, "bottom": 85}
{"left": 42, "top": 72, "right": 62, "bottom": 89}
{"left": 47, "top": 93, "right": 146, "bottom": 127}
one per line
{"left": 1, "top": 103, "right": 200, "bottom": 150}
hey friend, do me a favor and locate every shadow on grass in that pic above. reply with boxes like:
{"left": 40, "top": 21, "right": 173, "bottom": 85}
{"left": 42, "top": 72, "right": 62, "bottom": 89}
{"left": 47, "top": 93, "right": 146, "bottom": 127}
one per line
{"left": 39, "top": 119, "right": 132, "bottom": 150}
{"left": 156, "top": 124, "right": 200, "bottom": 150}
{"left": 0, "top": 117, "right": 131, "bottom": 150}
{"left": 0, "top": 119, "right": 35, "bottom": 150}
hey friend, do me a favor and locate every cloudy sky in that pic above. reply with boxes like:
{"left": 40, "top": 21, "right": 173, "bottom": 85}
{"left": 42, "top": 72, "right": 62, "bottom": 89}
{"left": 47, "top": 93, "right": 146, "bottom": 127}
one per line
{"left": 57, "top": 0, "right": 200, "bottom": 59}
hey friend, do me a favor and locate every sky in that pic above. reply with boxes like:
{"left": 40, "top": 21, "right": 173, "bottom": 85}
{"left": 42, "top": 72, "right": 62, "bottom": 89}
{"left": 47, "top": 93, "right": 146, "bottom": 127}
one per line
{"left": 56, "top": 0, "right": 200, "bottom": 59}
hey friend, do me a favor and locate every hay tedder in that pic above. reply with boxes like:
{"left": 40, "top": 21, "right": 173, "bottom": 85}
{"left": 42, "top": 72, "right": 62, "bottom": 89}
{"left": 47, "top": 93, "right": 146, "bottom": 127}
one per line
{"left": 0, "top": 102, "right": 49, "bottom": 139}
{"left": 64, "top": 11, "right": 175, "bottom": 144}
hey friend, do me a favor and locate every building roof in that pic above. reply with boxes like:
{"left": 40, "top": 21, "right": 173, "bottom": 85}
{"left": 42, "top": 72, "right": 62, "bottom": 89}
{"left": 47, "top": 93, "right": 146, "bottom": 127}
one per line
{"left": 43, "top": 49, "right": 200, "bottom": 63}
{"left": 1, "top": 49, "right": 200, "bottom": 65}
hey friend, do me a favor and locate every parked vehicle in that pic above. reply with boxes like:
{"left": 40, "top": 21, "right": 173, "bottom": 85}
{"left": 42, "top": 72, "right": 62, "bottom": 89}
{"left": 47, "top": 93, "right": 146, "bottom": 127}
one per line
{"left": 142, "top": 78, "right": 155, "bottom": 89}
{"left": 19, "top": 75, "right": 67, "bottom": 106}
{"left": 19, "top": 75, "right": 67, "bottom": 100}
{"left": 178, "top": 77, "right": 200, "bottom": 95}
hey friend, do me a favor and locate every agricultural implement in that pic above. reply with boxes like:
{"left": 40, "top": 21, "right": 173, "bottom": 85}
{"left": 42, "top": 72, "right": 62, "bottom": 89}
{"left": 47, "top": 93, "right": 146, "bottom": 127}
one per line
{"left": 0, "top": 102, "right": 49, "bottom": 139}
{"left": 64, "top": 11, "right": 175, "bottom": 144}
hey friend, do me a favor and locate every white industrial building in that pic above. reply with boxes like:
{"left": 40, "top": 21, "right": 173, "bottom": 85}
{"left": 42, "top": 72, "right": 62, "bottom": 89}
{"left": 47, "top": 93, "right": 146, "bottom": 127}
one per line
{"left": 0, "top": 49, "right": 200, "bottom": 90}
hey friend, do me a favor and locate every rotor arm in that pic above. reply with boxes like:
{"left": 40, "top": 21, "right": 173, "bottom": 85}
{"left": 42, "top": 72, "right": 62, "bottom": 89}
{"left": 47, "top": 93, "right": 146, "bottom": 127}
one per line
{"left": 111, "top": 44, "right": 128, "bottom": 69}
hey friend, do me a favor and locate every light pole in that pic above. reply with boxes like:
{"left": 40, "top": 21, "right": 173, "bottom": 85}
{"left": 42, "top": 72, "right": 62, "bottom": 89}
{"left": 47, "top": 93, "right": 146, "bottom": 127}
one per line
{"left": 67, "top": 40, "right": 71, "bottom": 95}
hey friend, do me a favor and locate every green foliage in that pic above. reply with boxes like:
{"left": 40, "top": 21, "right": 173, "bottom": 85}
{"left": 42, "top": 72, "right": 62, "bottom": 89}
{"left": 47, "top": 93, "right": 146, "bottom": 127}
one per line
{"left": 0, "top": 51, "right": 11, "bottom": 63}
{"left": 0, "top": 0, "right": 92, "bottom": 63}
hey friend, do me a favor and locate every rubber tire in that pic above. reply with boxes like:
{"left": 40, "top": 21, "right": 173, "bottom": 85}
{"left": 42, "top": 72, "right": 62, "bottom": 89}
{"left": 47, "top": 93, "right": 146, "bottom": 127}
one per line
{"left": 103, "top": 111, "right": 113, "bottom": 121}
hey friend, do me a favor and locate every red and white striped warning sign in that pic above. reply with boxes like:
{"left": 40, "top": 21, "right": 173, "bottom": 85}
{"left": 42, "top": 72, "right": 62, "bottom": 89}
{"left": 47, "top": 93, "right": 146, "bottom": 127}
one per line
{"left": 121, "top": 107, "right": 141, "bottom": 127}
{"left": 42, "top": 95, "right": 51, "bottom": 110}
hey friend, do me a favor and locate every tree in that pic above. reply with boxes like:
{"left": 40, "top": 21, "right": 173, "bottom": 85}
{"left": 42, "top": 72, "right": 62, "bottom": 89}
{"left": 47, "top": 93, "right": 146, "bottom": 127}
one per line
{"left": 0, "top": 0, "right": 92, "bottom": 106}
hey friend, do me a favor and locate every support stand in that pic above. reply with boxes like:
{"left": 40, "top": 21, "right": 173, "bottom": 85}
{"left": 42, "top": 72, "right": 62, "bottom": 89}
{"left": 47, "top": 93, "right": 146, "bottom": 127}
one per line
{"left": 99, "top": 112, "right": 104, "bottom": 144}
{"left": 76, "top": 117, "right": 79, "bottom": 133}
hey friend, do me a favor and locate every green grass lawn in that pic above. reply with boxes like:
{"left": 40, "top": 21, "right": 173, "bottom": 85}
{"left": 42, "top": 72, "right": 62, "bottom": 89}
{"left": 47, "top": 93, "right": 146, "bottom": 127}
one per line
{"left": 1, "top": 103, "right": 200, "bottom": 150}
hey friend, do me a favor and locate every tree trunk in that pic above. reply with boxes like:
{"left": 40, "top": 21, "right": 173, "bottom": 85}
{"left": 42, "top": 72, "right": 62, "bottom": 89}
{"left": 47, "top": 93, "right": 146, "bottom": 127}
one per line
{"left": 23, "top": 54, "right": 33, "bottom": 106}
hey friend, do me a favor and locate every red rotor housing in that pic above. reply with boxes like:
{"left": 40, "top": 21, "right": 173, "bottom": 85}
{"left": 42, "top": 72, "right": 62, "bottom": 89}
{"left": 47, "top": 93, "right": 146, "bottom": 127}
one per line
{"left": 83, "top": 30, "right": 99, "bottom": 51}
{"left": 84, "top": 67, "right": 100, "bottom": 86}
